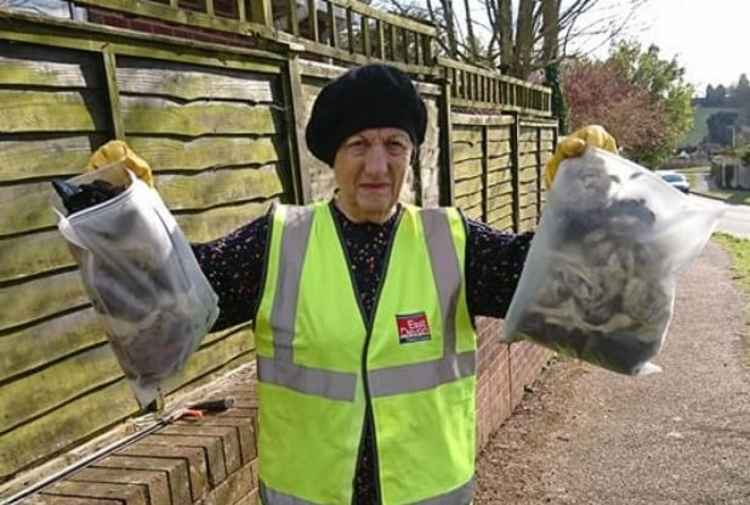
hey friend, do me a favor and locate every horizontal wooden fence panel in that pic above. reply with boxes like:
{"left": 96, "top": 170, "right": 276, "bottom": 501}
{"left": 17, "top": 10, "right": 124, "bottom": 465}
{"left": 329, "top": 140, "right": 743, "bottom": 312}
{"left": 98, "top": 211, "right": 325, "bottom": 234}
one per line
{"left": 0, "top": 380, "right": 139, "bottom": 479}
{"left": 487, "top": 206, "right": 513, "bottom": 225}
{"left": 127, "top": 136, "right": 279, "bottom": 171}
{"left": 454, "top": 176, "right": 482, "bottom": 198}
{"left": 121, "top": 97, "right": 277, "bottom": 136}
{"left": 0, "top": 344, "right": 122, "bottom": 434}
{"left": 162, "top": 328, "right": 255, "bottom": 394}
{"left": 488, "top": 217, "right": 514, "bottom": 231}
{"left": 518, "top": 153, "right": 538, "bottom": 169}
{"left": 487, "top": 140, "right": 511, "bottom": 157}
{"left": 519, "top": 166, "right": 538, "bottom": 183}
{"left": 451, "top": 128, "right": 483, "bottom": 144}
{"left": 452, "top": 141, "right": 483, "bottom": 163}
{"left": 0, "top": 135, "right": 108, "bottom": 182}
{"left": 487, "top": 168, "right": 512, "bottom": 186}
{"left": 0, "top": 270, "right": 88, "bottom": 332}
{"left": 0, "top": 90, "right": 109, "bottom": 133}
{"left": 488, "top": 127, "right": 511, "bottom": 142}
{"left": 487, "top": 181, "right": 513, "bottom": 201}
{"left": 156, "top": 165, "right": 283, "bottom": 211}
{"left": 0, "top": 308, "right": 104, "bottom": 383}
{"left": 0, "top": 232, "right": 74, "bottom": 283}
{"left": 0, "top": 56, "right": 100, "bottom": 88}
{"left": 176, "top": 200, "right": 274, "bottom": 243}
{"left": 454, "top": 191, "right": 482, "bottom": 211}
{"left": 519, "top": 130, "right": 537, "bottom": 141}
{"left": 116, "top": 58, "right": 276, "bottom": 102}
{"left": 462, "top": 205, "right": 482, "bottom": 220}
{"left": 518, "top": 140, "right": 537, "bottom": 153}
{"left": 517, "top": 191, "right": 537, "bottom": 207}
{"left": 519, "top": 180, "right": 537, "bottom": 195}
{"left": 454, "top": 158, "right": 482, "bottom": 181}
{"left": 0, "top": 182, "right": 60, "bottom": 237}
{"left": 488, "top": 155, "right": 512, "bottom": 172}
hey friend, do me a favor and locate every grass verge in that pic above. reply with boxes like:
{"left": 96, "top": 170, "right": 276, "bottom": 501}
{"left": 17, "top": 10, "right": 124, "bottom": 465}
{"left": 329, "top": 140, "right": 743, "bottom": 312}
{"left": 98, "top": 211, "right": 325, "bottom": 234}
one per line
{"left": 701, "top": 189, "right": 750, "bottom": 205}
{"left": 713, "top": 232, "right": 750, "bottom": 367}
{"left": 714, "top": 233, "right": 750, "bottom": 291}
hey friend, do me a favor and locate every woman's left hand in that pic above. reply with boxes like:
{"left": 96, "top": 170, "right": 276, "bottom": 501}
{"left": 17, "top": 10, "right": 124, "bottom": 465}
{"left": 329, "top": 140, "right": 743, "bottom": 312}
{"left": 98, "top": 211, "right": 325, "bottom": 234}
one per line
{"left": 544, "top": 125, "right": 618, "bottom": 188}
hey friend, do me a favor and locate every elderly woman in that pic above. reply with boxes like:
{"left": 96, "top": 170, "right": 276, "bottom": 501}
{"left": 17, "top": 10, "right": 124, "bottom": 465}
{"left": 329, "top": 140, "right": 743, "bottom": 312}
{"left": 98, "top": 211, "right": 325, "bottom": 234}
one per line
{"left": 88, "top": 64, "right": 615, "bottom": 505}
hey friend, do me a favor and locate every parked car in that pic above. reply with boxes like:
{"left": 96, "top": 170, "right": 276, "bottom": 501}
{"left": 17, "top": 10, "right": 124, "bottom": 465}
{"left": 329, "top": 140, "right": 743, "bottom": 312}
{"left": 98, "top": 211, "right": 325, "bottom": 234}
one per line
{"left": 657, "top": 171, "right": 690, "bottom": 194}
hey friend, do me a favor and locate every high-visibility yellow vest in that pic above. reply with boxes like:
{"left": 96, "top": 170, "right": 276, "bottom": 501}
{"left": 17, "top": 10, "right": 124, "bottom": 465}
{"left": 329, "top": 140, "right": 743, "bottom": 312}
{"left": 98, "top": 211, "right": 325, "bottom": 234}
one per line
{"left": 255, "top": 201, "right": 478, "bottom": 505}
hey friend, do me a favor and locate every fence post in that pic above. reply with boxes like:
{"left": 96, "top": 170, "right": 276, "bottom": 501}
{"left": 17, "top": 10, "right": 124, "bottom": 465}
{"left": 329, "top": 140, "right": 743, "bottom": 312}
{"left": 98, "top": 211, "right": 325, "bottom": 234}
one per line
{"left": 249, "top": 0, "right": 273, "bottom": 27}
{"left": 282, "top": 51, "right": 312, "bottom": 204}
{"left": 535, "top": 126, "right": 542, "bottom": 223}
{"left": 438, "top": 76, "right": 455, "bottom": 206}
{"left": 102, "top": 48, "right": 124, "bottom": 140}
{"left": 509, "top": 111, "right": 520, "bottom": 232}
{"left": 481, "top": 124, "right": 489, "bottom": 222}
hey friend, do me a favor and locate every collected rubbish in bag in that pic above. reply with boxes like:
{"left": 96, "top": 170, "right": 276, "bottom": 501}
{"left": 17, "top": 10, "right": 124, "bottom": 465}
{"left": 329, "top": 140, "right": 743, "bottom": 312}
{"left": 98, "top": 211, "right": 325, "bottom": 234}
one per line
{"left": 503, "top": 147, "right": 725, "bottom": 375}
{"left": 52, "top": 179, "right": 126, "bottom": 214}
{"left": 51, "top": 162, "right": 219, "bottom": 407}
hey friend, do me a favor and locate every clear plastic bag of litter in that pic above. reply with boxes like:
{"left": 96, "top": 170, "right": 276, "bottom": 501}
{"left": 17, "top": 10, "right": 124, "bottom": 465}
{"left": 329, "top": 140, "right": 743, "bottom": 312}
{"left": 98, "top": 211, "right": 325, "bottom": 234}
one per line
{"left": 503, "top": 147, "right": 725, "bottom": 375}
{"left": 51, "top": 162, "right": 219, "bottom": 407}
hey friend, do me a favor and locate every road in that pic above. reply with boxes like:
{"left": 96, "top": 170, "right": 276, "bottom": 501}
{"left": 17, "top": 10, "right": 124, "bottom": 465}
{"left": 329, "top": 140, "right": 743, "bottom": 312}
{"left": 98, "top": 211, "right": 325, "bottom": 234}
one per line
{"left": 689, "top": 193, "right": 750, "bottom": 238}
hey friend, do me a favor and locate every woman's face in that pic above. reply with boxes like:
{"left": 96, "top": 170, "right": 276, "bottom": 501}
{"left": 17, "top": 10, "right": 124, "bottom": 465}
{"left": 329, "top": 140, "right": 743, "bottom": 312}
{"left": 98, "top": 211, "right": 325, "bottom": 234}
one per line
{"left": 332, "top": 127, "right": 413, "bottom": 223}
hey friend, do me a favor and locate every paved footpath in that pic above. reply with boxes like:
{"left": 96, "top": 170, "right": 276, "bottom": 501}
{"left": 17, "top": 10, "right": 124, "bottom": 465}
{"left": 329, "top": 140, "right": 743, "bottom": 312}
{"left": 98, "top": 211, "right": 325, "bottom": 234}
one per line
{"left": 476, "top": 242, "right": 750, "bottom": 505}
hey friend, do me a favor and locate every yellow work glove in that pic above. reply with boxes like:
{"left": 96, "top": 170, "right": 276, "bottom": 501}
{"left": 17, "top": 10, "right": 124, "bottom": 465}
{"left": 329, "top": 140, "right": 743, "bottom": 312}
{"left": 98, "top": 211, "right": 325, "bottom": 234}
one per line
{"left": 544, "top": 125, "right": 618, "bottom": 189}
{"left": 85, "top": 140, "right": 154, "bottom": 187}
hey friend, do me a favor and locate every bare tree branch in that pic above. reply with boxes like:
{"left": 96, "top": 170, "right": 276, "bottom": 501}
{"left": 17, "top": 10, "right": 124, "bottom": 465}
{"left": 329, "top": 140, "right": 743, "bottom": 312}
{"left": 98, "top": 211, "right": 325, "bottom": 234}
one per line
{"left": 498, "top": 0, "right": 514, "bottom": 71}
{"left": 376, "top": 0, "right": 651, "bottom": 78}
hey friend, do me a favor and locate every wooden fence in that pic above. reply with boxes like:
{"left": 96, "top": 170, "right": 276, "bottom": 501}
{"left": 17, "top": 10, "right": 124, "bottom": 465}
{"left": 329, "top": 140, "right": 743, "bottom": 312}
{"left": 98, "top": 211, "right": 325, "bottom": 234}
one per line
{"left": 0, "top": 6, "right": 556, "bottom": 485}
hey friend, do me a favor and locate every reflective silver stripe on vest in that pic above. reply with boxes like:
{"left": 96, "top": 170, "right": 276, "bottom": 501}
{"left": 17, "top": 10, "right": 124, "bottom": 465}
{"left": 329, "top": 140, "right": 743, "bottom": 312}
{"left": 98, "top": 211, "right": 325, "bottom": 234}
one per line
{"left": 271, "top": 206, "right": 315, "bottom": 363}
{"left": 410, "top": 476, "right": 475, "bottom": 505}
{"left": 257, "top": 356, "right": 356, "bottom": 402}
{"left": 367, "top": 350, "right": 475, "bottom": 397}
{"left": 260, "top": 480, "right": 318, "bottom": 505}
{"left": 258, "top": 206, "right": 357, "bottom": 402}
{"left": 260, "top": 477, "right": 474, "bottom": 505}
{"left": 369, "top": 208, "right": 475, "bottom": 398}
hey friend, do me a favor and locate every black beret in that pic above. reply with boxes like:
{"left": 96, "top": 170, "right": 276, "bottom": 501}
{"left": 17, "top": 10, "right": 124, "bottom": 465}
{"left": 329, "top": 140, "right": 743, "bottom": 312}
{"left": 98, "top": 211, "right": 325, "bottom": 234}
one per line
{"left": 305, "top": 64, "right": 428, "bottom": 166}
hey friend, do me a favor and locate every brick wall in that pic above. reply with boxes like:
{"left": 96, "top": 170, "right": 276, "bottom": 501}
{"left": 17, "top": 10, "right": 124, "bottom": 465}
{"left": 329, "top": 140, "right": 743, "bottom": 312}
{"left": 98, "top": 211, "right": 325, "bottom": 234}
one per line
{"left": 86, "top": 6, "right": 261, "bottom": 48}
{"left": 28, "top": 384, "right": 260, "bottom": 505}
{"left": 475, "top": 317, "right": 550, "bottom": 451}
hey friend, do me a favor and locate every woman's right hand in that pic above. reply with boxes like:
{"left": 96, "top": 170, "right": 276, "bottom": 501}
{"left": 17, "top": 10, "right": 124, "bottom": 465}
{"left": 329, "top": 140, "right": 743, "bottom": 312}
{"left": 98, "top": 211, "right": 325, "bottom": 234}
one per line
{"left": 86, "top": 140, "right": 154, "bottom": 187}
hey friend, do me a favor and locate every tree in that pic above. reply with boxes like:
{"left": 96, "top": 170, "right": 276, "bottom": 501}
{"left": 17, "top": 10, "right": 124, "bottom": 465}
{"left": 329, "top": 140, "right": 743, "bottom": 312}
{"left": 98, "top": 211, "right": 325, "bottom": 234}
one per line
{"left": 715, "top": 84, "right": 728, "bottom": 107}
{"left": 706, "top": 112, "right": 738, "bottom": 146}
{"left": 563, "top": 41, "right": 694, "bottom": 167}
{"left": 607, "top": 41, "right": 693, "bottom": 163}
{"left": 378, "top": 0, "right": 650, "bottom": 79}
{"left": 564, "top": 59, "right": 666, "bottom": 165}
{"left": 704, "top": 84, "right": 715, "bottom": 107}
{"left": 734, "top": 73, "right": 750, "bottom": 123}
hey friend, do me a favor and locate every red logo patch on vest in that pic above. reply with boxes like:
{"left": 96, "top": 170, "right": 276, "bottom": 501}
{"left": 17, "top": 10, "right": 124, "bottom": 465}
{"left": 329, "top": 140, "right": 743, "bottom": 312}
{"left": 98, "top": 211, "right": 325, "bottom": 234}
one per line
{"left": 396, "top": 312, "right": 431, "bottom": 344}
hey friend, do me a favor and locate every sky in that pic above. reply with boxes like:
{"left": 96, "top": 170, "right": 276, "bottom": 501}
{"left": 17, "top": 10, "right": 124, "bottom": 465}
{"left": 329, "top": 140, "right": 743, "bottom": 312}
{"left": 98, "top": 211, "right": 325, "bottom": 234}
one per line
{"left": 632, "top": 0, "right": 747, "bottom": 94}
{"left": 455, "top": 0, "right": 746, "bottom": 97}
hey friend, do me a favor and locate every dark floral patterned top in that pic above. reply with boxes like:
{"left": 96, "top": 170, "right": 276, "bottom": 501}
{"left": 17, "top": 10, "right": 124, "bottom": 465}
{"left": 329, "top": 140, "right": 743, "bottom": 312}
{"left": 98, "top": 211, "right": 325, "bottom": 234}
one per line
{"left": 191, "top": 201, "right": 533, "bottom": 504}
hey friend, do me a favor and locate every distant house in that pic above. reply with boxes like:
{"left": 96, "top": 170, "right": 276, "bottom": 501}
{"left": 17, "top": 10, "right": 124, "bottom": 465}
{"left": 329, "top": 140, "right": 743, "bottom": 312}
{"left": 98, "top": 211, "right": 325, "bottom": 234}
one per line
{"left": 712, "top": 155, "right": 750, "bottom": 189}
